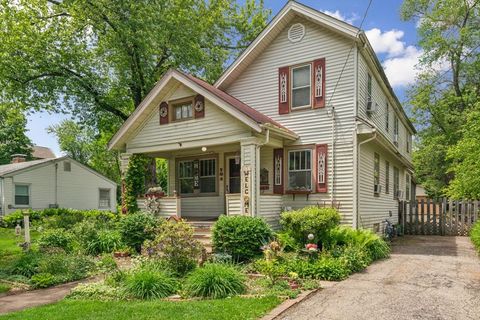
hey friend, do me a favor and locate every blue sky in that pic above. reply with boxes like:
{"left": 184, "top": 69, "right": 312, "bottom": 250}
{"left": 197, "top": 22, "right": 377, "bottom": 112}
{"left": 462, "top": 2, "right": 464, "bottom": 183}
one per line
{"left": 26, "top": 0, "right": 420, "bottom": 156}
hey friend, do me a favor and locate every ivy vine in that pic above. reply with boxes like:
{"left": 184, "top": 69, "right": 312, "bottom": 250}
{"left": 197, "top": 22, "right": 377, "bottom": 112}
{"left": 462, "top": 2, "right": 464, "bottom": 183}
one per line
{"left": 124, "top": 154, "right": 151, "bottom": 213}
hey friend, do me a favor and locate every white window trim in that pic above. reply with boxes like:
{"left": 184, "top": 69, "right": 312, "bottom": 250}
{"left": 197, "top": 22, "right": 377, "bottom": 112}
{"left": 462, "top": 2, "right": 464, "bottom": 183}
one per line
{"left": 290, "top": 64, "right": 312, "bottom": 109}
{"left": 98, "top": 188, "right": 111, "bottom": 209}
{"left": 14, "top": 183, "right": 31, "bottom": 207}
{"left": 177, "top": 158, "right": 217, "bottom": 196}
{"left": 287, "top": 149, "right": 313, "bottom": 191}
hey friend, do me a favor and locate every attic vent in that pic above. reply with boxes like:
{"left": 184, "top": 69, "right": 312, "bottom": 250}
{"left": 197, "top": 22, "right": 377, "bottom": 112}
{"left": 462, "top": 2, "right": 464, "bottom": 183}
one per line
{"left": 288, "top": 23, "right": 305, "bottom": 43}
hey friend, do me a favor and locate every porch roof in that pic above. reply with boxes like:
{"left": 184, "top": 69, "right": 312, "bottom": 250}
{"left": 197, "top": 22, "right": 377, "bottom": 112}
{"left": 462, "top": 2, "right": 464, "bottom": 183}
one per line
{"left": 109, "top": 69, "right": 298, "bottom": 150}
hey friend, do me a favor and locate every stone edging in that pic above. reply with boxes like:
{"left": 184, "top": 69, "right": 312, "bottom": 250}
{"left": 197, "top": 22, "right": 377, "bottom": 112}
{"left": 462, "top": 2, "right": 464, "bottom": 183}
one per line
{"left": 260, "top": 288, "right": 321, "bottom": 320}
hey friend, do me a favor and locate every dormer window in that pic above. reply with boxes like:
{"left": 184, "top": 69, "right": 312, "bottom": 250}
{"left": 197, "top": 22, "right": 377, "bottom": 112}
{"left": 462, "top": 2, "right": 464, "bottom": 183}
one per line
{"left": 173, "top": 101, "right": 193, "bottom": 121}
{"left": 291, "top": 64, "right": 311, "bottom": 108}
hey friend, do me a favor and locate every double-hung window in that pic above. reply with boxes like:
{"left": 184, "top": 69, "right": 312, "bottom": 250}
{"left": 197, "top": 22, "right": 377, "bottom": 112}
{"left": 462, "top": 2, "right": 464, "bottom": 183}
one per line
{"left": 385, "top": 161, "right": 390, "bottom": 194}
{"left": 14, "top": 184, "right": 29, "bottom": 206}
{"left": 367, "top": 74, "right": 372, "bottom": 103}
{"left": 99, "top": 189, "right": 111, "bottom": 208}
{"left": 173, "top": 101, "right": 193, "bottom": 121}
{"left": 178, "top": 158, "right": 216, "bottom": 195}
{"left": 291, "top": 65, "right": 311, "bottom": 108}
{"left": 386, "top": 103, "right": 390, "bottom": 132}
{"left": 393, "top": 167, "right": 400, "bottom": 199}
{"left": 405, "top": 173, "right": 411, "bottom": 201}
{"left": 287, "top": 149, "right": 312, "bottom": 191}
{"left": 374, "top": 153, "right": 380, "bottom": 194}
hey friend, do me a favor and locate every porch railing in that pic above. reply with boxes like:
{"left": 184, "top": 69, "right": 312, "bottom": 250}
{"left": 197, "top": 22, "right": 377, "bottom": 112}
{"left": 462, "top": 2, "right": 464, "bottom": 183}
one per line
{"left": 225, "top": 193, "right": 241, "bottom": 215}
{"left": 137, "top": 196, "right": 181, "bottom": 217}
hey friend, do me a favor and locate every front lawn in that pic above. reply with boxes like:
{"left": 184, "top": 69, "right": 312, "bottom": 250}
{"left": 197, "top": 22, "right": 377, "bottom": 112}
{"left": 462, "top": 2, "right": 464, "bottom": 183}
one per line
{"left": 0, "top": 296, "right": 281, "bottom": 320}
{"left": 0, "top": 227, "right": 40, "bottom": 254}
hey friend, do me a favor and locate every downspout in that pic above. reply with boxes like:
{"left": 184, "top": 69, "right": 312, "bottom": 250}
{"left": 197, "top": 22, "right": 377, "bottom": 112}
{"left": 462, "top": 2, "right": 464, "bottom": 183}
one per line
{"left": 55, "top": 163, "right": 58, "bottom": 206}
{"left": 330, "top": 107, "right": 335, "bottom": 203}
{"left": 352, "top": 44, "right": 359, "bottom": 228}
{"left": 355, "top": 130, "right": 377, "bottom": 229}
{"left": 0, "top": 178, "right": 4, "bottom": 216}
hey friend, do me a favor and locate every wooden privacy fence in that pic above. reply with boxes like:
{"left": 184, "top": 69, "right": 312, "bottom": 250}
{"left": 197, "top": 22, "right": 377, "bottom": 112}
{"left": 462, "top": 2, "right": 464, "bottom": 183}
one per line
{"left": 398, "top": 199, "right": 479, "bottom": 236}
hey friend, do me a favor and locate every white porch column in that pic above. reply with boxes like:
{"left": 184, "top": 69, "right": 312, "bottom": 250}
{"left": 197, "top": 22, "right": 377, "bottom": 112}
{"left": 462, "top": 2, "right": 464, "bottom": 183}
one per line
{"left": 240, "top": 137, "right": 261, "bottom": 217}
{"left": 119, "top": 153, "right": 133, "bottom": 214}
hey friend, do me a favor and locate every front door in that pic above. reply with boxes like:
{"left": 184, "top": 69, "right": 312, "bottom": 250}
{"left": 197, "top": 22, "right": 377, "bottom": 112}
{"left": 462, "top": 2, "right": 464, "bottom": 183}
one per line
{"left": 226, "top": 156, "right": 241, "bottom": 194}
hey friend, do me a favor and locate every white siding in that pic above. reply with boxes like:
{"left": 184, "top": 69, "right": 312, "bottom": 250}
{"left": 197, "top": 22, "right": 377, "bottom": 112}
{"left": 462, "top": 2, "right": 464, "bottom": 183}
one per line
{"left": 226, "top": 18, "right": 356, "bottom": 226}
{"left": 137, "top": 197, "right": 179, "bottom": 217}
{"left": 358, "top": 141, "right": 407, "bottom": 230}
{"left": 181, "top": 197, "right": 224, "bottom": 218}
{"left": 357, "top": 54, "right": 413, "bottom": 162}
{"left": 226, "top": 194, "right": 241, "bottom": 215}
{"left": 127, "top": 85, "right": 249, "bottom": 153}
{"left": 259, "top": 194, "right": 283, "bottom": 229}
{"left": 3, "top": 160, "right": 117, "bottom": 215}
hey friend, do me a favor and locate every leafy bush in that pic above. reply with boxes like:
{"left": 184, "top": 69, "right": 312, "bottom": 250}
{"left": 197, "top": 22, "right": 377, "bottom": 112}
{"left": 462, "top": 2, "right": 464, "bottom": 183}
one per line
{"left": 336, "top": 245, "right": 371, "bottom": 273}
{"left": 254, "top": 259, "right": 286, "bottom": 285}
{"left": 97, "top": 254, "right": 118, "bottom": 273}
{"left": 124, "top": 269, "right": 178, "bottom": 299}
{"left": 30, "top": 273, "right": 56, "bottom": 288}
{"left": 143, "top": 219, "right": 202, "bottom": 275}
{"left": 283, "top": 255, "right": 350, "bottom": 281}
{"left": 184, "top": 263, "right": 246, "bottom": 298}
{"left": 470, "top": 220, "right": 480, "bottom": 252}
{"left": 68, "top": 282, "right": 123, "bottom": 301}
{"left": 2, "top": 208, "right": 118, "bottom": 228}
{"left": 212, "top": 215, "right": 273, "bottom": 262}
{"left": 119, "top": 212, "right": 157, "bottom": 252}
{"left": 86, "top": 230, "right": 123, "bottom": 255}
{"left": 38, "top": 229, "right": 74, "bottom": 252}
{"left": 9, "top": 251, "right": 42, "bottom": 277}
{"left": 326, "top": 227, "right": 390, "bottom": 261}
{"left": 37, "top": 253, "right": 95, "bottom": 283}
{"left": 0, "top": 283, "right": 11, "bottom": 293}
{"left": 280, "top": 206, "right": 340, "bottom": 247}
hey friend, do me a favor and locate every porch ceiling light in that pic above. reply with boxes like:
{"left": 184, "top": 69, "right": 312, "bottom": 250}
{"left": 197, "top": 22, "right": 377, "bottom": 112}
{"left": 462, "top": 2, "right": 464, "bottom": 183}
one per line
{"left": 235, "top": 152, "right": 240, "bottom": 165}
{"left": 201, "top": 146, "right": 207, "bottom": 152}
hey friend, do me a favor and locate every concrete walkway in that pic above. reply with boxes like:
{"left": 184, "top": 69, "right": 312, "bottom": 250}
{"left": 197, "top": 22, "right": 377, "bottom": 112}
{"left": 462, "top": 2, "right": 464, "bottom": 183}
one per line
{"left": 0, "top": 279, "right": 88, "bottom": 315}
{"left": 278, "top": 236, "right": 480, "bottom": 320}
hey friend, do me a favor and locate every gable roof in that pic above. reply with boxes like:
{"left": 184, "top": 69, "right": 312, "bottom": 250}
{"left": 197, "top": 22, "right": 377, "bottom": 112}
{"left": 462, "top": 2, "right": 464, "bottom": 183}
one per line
{"left": 214, "top": 0, "right": 416, "bottom": 134}
{"left": 0, "top": 158, "right": 51, "bottom": 176}
{"left": 0, "top": 156, "right": 117, "bottom": 185}
{"left": 32, "top": 146, "right": 56, "bottom": 159}
{"left": 108, "top": 69, "right": 298, "bottom": 150}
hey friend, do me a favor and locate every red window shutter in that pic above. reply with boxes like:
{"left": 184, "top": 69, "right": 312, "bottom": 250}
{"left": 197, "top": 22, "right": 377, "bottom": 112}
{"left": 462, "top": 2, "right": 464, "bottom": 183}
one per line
{"left": 194, "top": 94, "right": 205, "bottom": 119}
{"left": 313, "top": 58, "right": 326, "bottom": 109}
{"left": 278, "top": 66, "right": 290, "bottom": 114}
{"left": 159, "top": 101, "right": 169, "bottom": 125}
{"left": 316, "top": 144, "right": 328, "bottom": 193}
{"left": 273, "top": 148, "right": 284, "bottom": 194}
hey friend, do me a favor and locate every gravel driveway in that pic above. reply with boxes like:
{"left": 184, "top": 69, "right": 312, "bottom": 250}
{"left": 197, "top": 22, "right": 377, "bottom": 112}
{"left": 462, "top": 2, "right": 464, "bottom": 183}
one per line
{"left": 278, "top": 236, "right": 480, "bottom": 320}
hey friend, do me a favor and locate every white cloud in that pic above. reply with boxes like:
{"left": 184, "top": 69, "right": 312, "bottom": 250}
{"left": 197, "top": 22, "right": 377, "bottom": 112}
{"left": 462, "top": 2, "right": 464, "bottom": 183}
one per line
{"left": 365, "top": 27, "right": 423, "bottom": 87}
{"left": 322, "top": 10, "right": 358, "bottom": 25}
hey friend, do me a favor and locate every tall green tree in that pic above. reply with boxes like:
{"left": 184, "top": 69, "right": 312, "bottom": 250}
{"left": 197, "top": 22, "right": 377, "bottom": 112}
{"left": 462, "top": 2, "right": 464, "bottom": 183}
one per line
{"left": 0, "top": 105, "right": 32, "bottom": 165}
{"left": 401, "top": 0, "right": 480, "bottom": 197}
{"left": 0, "top": 0, "right": 270, "bottom": 128}
{"left": 48, "top": 120, "right": 121, "bottom": 183}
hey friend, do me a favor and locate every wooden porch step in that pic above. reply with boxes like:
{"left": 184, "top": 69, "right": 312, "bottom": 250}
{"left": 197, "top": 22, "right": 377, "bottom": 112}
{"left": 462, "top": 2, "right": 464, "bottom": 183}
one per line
{"left": 188, "top": 220, "right": 215, "bottom": 253}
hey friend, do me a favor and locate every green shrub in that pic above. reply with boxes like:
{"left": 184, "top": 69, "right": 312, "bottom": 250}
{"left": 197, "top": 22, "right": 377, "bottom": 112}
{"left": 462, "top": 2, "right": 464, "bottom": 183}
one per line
{"left": 119, "top": 212, "right": 157, "bottom": 252}
{"left": 124, "top": 269, "right": 178, "bottom": 299}
{"left": 184, "top": 263, "right": 246, "bottom": 299}
{"left": 212, "top": 215, "right": 273, "bottom": 262}
{"left": 97, "top": 254, "right": 118, "bottom": 273}
{"left": 86, "top": 230, "right": 123, "bottom": 255}
{"left": 10, "top": 251, "right": 42, "bottom": 277}
{"left": 326, "top": 226, "right": 390, "bottom": 261}
{"left": 30, "top": 273, "right": 56, "bottom": 288}
{"left": 470, "top": 220, "right": 480, "bottom": 252}
{"left": 143, "top": 219, "right": 202, "bottom": 275}
{"left": 283, "top": 255, "right": 350, "bottom": 281}
{"left": 2, "top": 208, "right": 118, "bottom": 228}
{"left": 337, "top": 245, "right": 371, "bottom": 273}
{"left": 37, "top": 253, "right": 95, "bottom": 283}
{"left": 254, "top": 259, "right": 286, "bottom": 285}
{"left": 38, "top": 229, "right": 74, "bottom": 252}
{"left": 280, "top": 206, "right": 340, "bottom": 247}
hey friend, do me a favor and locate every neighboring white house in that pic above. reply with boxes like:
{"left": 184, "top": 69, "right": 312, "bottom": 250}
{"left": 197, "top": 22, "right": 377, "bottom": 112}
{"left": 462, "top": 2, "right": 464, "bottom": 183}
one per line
{"left": 108, "top": 1, "right": 415, "bottom": 231}
{"left": 0, "top": 156, "right": 117, "bottom": 215}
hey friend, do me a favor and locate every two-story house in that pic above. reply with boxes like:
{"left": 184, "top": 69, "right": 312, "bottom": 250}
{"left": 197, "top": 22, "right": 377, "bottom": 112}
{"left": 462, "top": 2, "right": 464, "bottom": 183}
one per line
{"left": 108, "top": 1, "right": 415, "bottom": 231}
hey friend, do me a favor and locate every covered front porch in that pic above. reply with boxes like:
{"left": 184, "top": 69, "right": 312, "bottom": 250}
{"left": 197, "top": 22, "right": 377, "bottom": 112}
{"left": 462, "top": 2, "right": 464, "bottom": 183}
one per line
{"left": 125, "top": 129, "right": 294, "bottom": 224}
